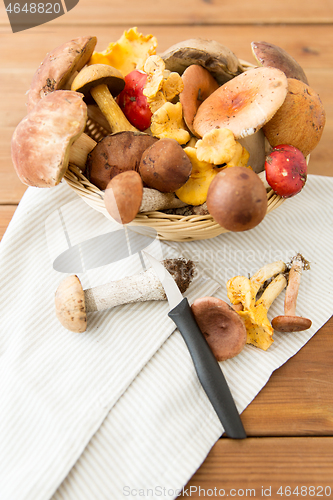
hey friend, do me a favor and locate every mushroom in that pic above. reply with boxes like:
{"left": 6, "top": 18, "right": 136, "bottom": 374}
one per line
{"left": 272, "top": 254, "right": 312, "bottom": 332}
{"left": 27, "top": 36, "right": 97, "bottom": 112}
{"left": 206, "top": 166, "right": 268, "bottom": 232}
{"left": 238, "top": 273, "right": 287, "bottom": 350}
{"left": 191, "top": 296, "right": 247, "bottom": 361}
{"left": 150, "top": 102, "right": 190, "bottom": 144}
{"left": 263, "top": 78, "right": 326, "bottom": 157}
{"left": 195, "top": 128, "right": 249, "bottom": 167}
{"left": 104, "top": 170, "right": 143, "bottom": 224}
{"left": 179, "top": 64, "right": 219, "bottom": 136}
{"left": 193, "top": 67, "right": 288, "bottom": 140}
{"left": 71, "top": 64, "right": 138, "bottom": 133}
{"left": 175, "top": 147, "right": 219, "bottom": 206}
{"left": 139, "top": 138, "right": 192, "bottom": 193}
{"left": 55, "top": 258, "right": 195, "bottom": 333}
{"left": 11, "top": 90, "right": 95, "bottom": 188}
{"left": 85, "top": 131, "right": 158, "bottom": 190}
{"left": 251, "top": 41, "right": 309, "bottom": 85}
{"left": 160, "top": 38, "right": 244, "bottom": 85}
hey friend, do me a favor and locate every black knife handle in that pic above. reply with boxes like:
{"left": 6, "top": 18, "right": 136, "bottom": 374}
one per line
{"left": 168, "top": 297, "right": 246, "bottom": 439}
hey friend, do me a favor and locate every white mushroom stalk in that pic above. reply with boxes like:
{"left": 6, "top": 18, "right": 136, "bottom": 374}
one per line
{"left": 55, "top": 258, "right": 195, "bottom": 332}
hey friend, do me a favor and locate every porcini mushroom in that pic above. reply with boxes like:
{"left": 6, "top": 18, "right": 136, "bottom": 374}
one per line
{"left": 27, "top": 36, "right": 97, "bottom": 112}
{"left": 71, "top": 64, "right": 138, "bottom": 133}
{"left": 104, "top": 170, "right": 143, "bottom": 224}
{"left": 85, "top": 131, "right": 158, "bottom": 190}
{"left": 251, "top": 41, "right": 309, "bottom": 84}
{"left": 11, "top": 90, "right": 95, "bottom": 188}
{"left": 139, "top": 138, "right": 192, "bottom": 193}
{"left": 206, "top": 166, "right": 268, "bottom": 232}
{"left": 179, "top": 64, "right": 219, "bottom": 136}
{"left": 263, "top": 78, "right": 326, "bottom": 157}
{"left": 55, "top": 259, "right": 195, "bottom": 333}
{"left": 191, "top": 296, "right": 247, "bottom": 361}
{"left": 160, "top": 38, "right": 244, "bottom": 85}
{"left": 272, "top": 254, "right": 312, "bottom": 332}
{"left": 193, "top": 67, "right": 288, "bottom": 140}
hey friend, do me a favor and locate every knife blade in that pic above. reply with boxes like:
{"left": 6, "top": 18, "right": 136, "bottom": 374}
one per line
{"left": 143, "top": 251, "right": 246, "bottom": 439}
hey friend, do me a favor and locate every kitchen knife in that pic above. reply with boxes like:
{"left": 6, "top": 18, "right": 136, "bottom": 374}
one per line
{"left": 143, "top": 251, "right": 246, "bottom": 439}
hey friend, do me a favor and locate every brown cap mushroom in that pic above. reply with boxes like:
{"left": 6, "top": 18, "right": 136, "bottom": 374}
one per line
{"left": 179, "top": 64, "right": 219, "bottom": 137}
{"left": 206, "top": 166, "right": 268, "bottom": 232}
{"left": 27, "top": 36, "right": 97, "bottom": 112}
{"left": 193, "top": 67, "right": 288, "bottom": 139}
{"left": 55, "top": 274, "right": 87, "bottom": 333}
{"left": 11, "top": 90, "right": 88, "bottom": 187}
{"left": 139, "top": 138, "right": 192, "bottom": 192}
{"left": 104, "top": 170, "right": 143, "bottom": 224}
{"left": 71, "top": 64, "right": 137, "bottom": 133}
{"left": 272, "top": 254, "right": 312, "bottom": 332}
{"left": 85, "top": 131, "right": 158, "bottom": 190}
{"left": 191, "top": 296, "right": 247, "bottom": 361}
{"left": 160, "top": 38, "right": 244, "bottom": 85}
{"left": 263, "top": 78, "right": 326, "bottom": 157}
{"left": 251, "top": 41, "right": 309, "bottom": 85}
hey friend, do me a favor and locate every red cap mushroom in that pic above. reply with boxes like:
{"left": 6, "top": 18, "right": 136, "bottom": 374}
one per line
{"left": 191, "top": 296, "right": 247, "bottom": 361}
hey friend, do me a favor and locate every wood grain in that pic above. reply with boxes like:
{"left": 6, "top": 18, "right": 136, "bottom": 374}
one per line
{"left": 182, "top": 437, "right": 333, "bottom": 497}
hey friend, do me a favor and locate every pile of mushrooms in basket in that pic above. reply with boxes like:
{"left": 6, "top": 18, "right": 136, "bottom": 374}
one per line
{"left": 11, "top": 28, "right": 326, "bottom": 234}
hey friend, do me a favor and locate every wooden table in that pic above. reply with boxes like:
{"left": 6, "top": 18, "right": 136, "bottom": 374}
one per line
{"left": 1, "top": 1, "right": 332, "bottom": 497}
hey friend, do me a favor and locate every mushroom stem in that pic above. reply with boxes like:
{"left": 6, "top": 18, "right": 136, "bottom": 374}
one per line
{"left": 70, "top": 133, "right": 97, "bottom": 170}
{"left": 140, "top": 188, "right": 187, "bottom": 212}
{"left": 284, "top": 256, "right": 303, "bottom": 316}
{"left": 250, "top": 260, "right": 286, "bottom": 296}
{"left": 90, "top": 84, "right": 138, "bottom": 133}
{"left": 84, "top": 268, "right": 167, "bottom": 312}
{"left": 257, "top": 274, "right": 287, "bottom": 310}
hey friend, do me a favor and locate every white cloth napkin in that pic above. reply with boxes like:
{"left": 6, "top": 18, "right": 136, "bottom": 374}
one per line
{"left": 1, "top": 175, "right": 333, "bottom": 500}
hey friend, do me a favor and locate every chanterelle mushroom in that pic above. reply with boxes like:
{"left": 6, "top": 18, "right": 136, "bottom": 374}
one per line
{"left": 27, "top": 36, "right": 97, "bottom": 112}
{"left": 11, "top": 90, "right": 92, "bottom": 187}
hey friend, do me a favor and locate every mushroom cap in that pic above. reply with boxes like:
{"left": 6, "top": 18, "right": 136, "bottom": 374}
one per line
{"left": 160, "top": 38, "right": 244, "bottom": 85}
{"left": 85, "top": 131, "right": 158, "bottom": 190}
{"left": 71, "top": 64, "right": 125, "bottom": 104}
{"left": 55, "top": 275, "right": 87, "bottom": 333}
{"left": 27, "top": 36, "right": 97, "bottom": 113}
{"left": 179, "top": 64, "right": 219, "bottom": 137}
{"left": 271, "top": 315, "right": 312, "bottom": 332}
{"left": 193, "top": 66, "right": 288, "bottom": 139}
{"left": 11, "top": 90, "right": 87, "bottom": 187}
{"left": 139, "top": 138, "right": 192, "bottom": 193}
{"left": 251, "top": 41, "right": 309, "bottom": 85}
{"left": 206, "top": 166, "right": 268, "bottom": 232}
{"left": 263, "top": 78, "right": 326, "bottom": 157}
{"left": 104, "top": 170, "right": 143, "bottom": 224}
{"left": 191, "top": 296, "right": 247, "bottom": 361}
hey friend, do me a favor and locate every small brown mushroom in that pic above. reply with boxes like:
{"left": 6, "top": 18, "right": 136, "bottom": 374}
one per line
{"left": 71, "top": 64, "right": 137, "bottom": 133}
{"left": 139, "top": 138, "right": 192, "bottom": 192}
{"left": 55, "top": 259, "right": 195, "bottom": 333}
{"left": 179, "top": 65, "right": 219, "bottom": 136}
{"left": 27, "top": 36, "right": 97, "bottom": 112}
{"left": 191, "top": 296, "right": 247, "bottom": 361}
{"left": 193, "top": 67, "right": 288, "bottom": 139}
{"left": 251, "top": 41, "right": 309, "bottom": 84}
{"left": 272, "top": 255, "right": 312, "bottom": 332}
{"left": 11, "top": 90, "right": 95, "bottom": 187}
{"left": 206, "top": 167, "right": 268, "bottom": 232}
{"left": 85, "top": 131, "right": 158, "bottom": 190}
{"left": 104, "top": 170, "right": 143, "bottom": 224}
{"left": 263, "top": 78, "right": 326, "bottom": 157}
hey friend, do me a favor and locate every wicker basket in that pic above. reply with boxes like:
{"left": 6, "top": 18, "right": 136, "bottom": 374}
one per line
{"left": 64, "top": 60, "right": 286, "bottom": 242}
